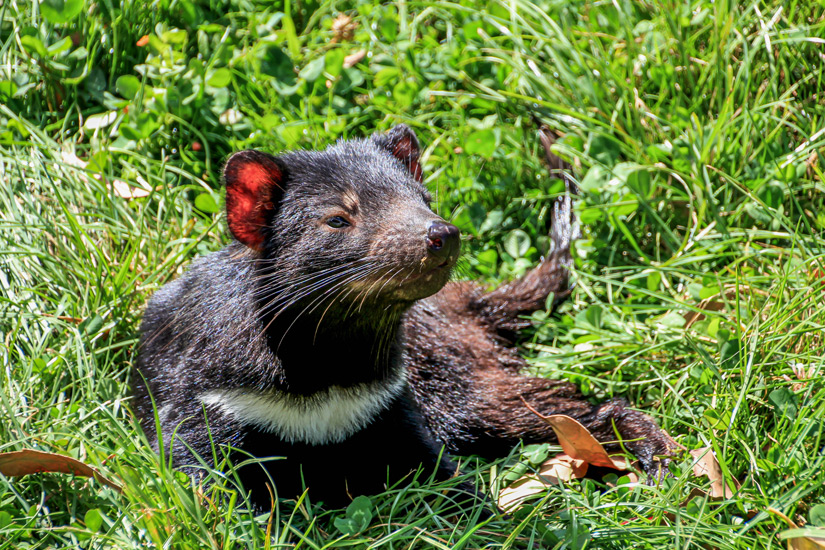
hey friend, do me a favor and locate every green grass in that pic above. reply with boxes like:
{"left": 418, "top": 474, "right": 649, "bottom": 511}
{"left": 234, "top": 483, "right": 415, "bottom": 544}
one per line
{"left": 1, "top": 0, "right": 824, "bottom": 548}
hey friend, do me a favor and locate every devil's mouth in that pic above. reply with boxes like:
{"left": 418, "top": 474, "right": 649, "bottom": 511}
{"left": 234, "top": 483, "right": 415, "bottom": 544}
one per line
{"left": 374, "top": 261, "right": 454, "bottom": 289}
{"left": 340, "top": 258, "right": 456, "bottom": 301}
{"left": 418, "top": 258, "right": 456, "bottom": 278}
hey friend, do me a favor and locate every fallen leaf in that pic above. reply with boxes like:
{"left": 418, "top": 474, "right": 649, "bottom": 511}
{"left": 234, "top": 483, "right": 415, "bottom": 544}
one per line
{"left": 343, "top": 50, "right": 366, "bottom": 68}
{"left": 111, "top": 179, "right": 150, "bottom": 199}
{"left": 498, "top": 455, "right": 587, "bottom": 510}
{"left": 537, "top": 454, "right": 589, "bottom": 484}
{"left": 660, "top": 451, "right": 744, "bottom": 521}
{"left": 541, "top": 415, "right": 630, "bottom": 470}
{"left": 683, "top": 285, "right": 769, "bottom": 328}
{"left": 683, "top": 294, "right": 727, "bottom": 327}
{"left": 516, "top": 402, "right": 748, "bottom": 518}
{"left": 0, "top": 449, "right": 122, "bottom": 493}
{"left": 520, "top": 399, "right": 632, "bottom": 470}
{"left": 786, "top": 533, "right": 825, "bottom": 550}
{"left": 497, "top": 452, "right": 633, "bottom": 510}
{"left": 498, "top": 475, "right": 549, "bottom": 510}
{"left": 769, "top": 507, "right": 825, "bottom": 549}
{"left": 40, "top": 313, "right": 84, "bottom": 324}
{"left": 689, "top": 447, "right": 739, "bottom": 499}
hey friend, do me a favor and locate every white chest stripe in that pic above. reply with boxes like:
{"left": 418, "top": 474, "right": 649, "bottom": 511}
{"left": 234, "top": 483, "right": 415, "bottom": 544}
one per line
{"left": 199, "top": 372, "right": 406, "bottom": 445}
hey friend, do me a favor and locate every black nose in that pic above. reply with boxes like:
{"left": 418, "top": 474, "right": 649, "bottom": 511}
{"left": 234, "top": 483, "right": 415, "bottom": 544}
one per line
{"left": 426, "top": 220, "right": 460, "bottom": 261}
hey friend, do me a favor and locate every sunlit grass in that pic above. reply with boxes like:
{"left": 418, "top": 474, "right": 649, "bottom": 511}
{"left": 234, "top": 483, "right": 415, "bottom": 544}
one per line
{"left": 0, "top": 0, "right": 823, "bottom": 548}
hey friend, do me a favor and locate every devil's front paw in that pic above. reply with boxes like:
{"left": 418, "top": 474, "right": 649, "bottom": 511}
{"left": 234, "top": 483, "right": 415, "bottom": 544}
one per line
{"left": 632, "top": 438, "right": 685, "bottom": 485}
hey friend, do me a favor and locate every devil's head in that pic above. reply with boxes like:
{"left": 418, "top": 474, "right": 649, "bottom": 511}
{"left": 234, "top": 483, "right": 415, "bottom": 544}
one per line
{"left": 223, "top": 125, "right": 461, "bottom": 307}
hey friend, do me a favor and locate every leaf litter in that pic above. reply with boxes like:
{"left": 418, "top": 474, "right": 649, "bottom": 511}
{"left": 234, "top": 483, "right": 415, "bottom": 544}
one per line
{"left": 498, "top": 402, "right": 742, "bottom": 515}
{"left": 0, "top": 449, "right": 122, "bottom": 493}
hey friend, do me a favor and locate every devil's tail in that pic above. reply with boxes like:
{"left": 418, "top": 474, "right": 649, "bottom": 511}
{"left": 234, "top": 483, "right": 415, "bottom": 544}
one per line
{"left": 468, "top": 124, "right": 578, "bottom": 337}
{"left": 538, "top": 124, "right": 579, "bottom": 270}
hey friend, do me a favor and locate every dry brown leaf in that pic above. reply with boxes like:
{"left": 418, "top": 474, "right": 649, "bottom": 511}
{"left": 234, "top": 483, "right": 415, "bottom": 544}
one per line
{"left": 111, "top": 179, "right": 150, "bottom": 199}
{"left": 788, "top": 535, "right": 825, "bottom": 550}
{"left": 0, "top": 449, "right": 122, "bottom": 493}
{"left": 661, "top": 450, "right": 744, "bottom": 521}
{"left": 538, "top": 454, "right": 589, "bottom": 484}
{"left": 496, "top": 410, "right": 639, "bottom": 510}
{"left": 498, "top": 454, "right": 587, "bottom": 511}
{"left": 683, "top": 285, "right": 769, "bottom": 328}
{"left": 496, "top": 452, "right": 635, "bottom": 511}
{"left": 497, "top": 455, "right": 588, "bottom": 510}
{"left": 41, "top": 313, "right": 84, "bottom": 324}
{"left": 517, "top": 403, "right": 749, "bottom": 518}
{"left": 683, "top": 295, "right": 726, "bottom": 327}
{"left": 768, "top": 507, "right": 825, "bottom": 549}
{"left": 520, "top": 400, "right": 632, "bottom": 471}
{"left": 497, "top": 476, "right": 549, "bottom": 510}
{"left": 689, "top": 447, "right": 739, "bottom": 499}
{"left": 343, "top": 50, "right": 366, "bottom": 68}
{"left": 541, "top": 414, "right": 630, "bottom": 470}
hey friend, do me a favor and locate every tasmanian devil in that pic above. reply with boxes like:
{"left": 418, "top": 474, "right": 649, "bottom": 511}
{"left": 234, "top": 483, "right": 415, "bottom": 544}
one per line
{"left": 133, "top": 124, "right": 679, "bottom": 510}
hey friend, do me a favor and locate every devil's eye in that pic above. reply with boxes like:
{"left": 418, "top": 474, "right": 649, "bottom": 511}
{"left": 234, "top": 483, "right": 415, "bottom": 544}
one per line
{"left": 326, "top": 216, "right": 350, "bottom": 229}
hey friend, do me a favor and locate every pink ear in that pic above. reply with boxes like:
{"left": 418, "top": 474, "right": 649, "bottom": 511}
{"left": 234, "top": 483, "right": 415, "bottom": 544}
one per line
{"left": 372, "top": 125, "right": 423, "bottom": 182}
{"left": 223, "top": 150, "right": 284, "bottom": 251}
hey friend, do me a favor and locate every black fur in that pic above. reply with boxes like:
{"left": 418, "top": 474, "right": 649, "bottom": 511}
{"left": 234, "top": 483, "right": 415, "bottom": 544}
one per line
{"left": 134, "top": 125, "right": 680, "bottom": 511}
